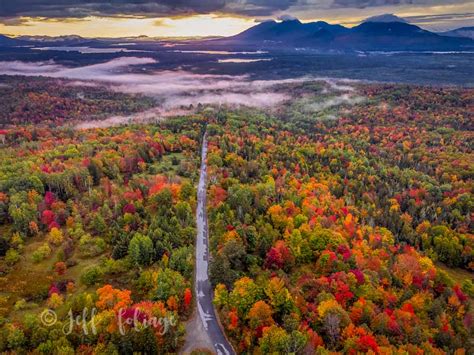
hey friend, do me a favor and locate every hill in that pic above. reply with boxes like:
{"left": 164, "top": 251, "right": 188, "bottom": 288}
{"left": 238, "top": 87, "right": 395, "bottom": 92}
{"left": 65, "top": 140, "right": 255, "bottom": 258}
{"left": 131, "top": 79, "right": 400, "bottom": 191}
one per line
{"left": 0, "top": 35, "right": 19, "bottom": 46}
{"left": 439, "top": 26, "right": 474, "bottom": 40}
{"left": 210, "top": 15, "right": 474, "bottom": 51}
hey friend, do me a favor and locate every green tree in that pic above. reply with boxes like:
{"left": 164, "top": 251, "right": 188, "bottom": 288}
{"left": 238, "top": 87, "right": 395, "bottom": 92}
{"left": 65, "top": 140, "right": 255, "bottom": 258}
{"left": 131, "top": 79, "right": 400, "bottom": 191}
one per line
{"left": 169, "top": 246, "right": 193, "bottom": 279}
{"left": 153, "top": 268, "right": 186, "bottom": 302}
{"left": 128, "top": 233, "right": 155, "bottom": 266}
{"left": 8, "top": 192, "right": 38, "bottom": 235}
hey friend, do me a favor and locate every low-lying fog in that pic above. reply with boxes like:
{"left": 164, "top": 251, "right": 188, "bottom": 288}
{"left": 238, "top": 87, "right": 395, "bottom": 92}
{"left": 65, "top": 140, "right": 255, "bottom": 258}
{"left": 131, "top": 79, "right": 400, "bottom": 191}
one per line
{"left": 31, "top": 46, "right": 149, "bottom": 54}
{"left": 0, "top": 57, "right": 364, "bottom": 128}
{"left": 0, "top": 57, "right": 295, "bottom": 107}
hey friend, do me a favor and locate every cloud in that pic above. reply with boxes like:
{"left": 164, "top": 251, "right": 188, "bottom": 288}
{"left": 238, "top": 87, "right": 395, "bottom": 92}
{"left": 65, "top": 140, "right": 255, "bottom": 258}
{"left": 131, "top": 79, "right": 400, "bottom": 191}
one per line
{"left": 0, "top": 0, "right": 297, "bottom": 19}
{"left": 362, "top": 13, "right": 407, "bottom": 23}
{"left": 277, "top": 14, "right": 299, "bottom": 21}
{"left": 330, "top": 0, "right": 404, "bottom": 9}
{"left": 1, "top": 0, "right": 472, "bottom": 33}
{"left": 305, "top": 93, "right": 365, "bottom": 111}
{"left": 0, "top": 57, "right": 154, "bottom": 76}
{"left": 0, "top": 57, "right": 364, "bottom": 128}
{"left": 0, "top": 57, "right": 302, "bottom": 110}
{"left": 75, "top": 107, "right": 192, "bottom": 129}
{"left": 223, "top": 0, "right": 298, "bottom": 16}
{"left": 0, "top": 60, "right": 63, "bottom": 74}
{"left": 328, "top": 0, "right": 472, "bottom": 9}
{"left": 0, "top": 17, "right": 31, "bottom": 26}
{"left": 0, "top": 58, "right": 358, "bottom": 106}
{"left": 405, "top": 12, "right": 474, "bottom": 24}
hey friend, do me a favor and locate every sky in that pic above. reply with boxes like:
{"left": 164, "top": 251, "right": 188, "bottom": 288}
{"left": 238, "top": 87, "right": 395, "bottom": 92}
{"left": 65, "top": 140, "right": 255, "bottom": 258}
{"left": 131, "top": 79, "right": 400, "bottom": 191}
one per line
{"left": 0, "top": 0, "right": 473, "bottom": 37}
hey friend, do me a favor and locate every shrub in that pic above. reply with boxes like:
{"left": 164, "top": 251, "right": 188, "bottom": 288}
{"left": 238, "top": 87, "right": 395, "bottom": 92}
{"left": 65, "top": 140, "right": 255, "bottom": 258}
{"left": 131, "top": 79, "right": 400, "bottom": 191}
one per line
{"left": 5, "top": 249, "right": 20, "bottom": 265}
{"left": 47, "top": 228, "right": 64, "bottom": 246}
{"left": 13, "top": 299, "right": 27, "bottom": 311}
{"left": 78, "top": 234, "right": 106, "bottom": 257}
{"left": 80, "top": 266, "right": 104, "bottom": 286}
{"left": 31, "top": 244, "right": 51, "bottom": 263}
{"left": 47, "top": 293, "right": 64, "bottom": 309}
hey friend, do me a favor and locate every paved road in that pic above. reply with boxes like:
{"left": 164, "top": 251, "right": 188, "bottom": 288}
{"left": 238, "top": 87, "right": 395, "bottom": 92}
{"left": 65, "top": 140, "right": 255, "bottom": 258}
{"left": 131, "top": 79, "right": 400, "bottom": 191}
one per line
{"left": 195, "top": 132, "right": 235, "bottom": 355}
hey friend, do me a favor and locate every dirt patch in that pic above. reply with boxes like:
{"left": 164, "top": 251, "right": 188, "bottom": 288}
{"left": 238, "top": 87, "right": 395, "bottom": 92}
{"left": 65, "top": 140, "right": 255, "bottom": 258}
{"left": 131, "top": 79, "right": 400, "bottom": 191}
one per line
{"left": 180, "top": 311, "right": 215, "bottom": 355}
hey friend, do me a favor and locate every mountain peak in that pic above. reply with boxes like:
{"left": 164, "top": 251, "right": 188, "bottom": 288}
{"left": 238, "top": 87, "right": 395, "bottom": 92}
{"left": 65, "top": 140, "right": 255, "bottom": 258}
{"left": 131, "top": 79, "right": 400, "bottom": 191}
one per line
{"left": 277, "top": 14, "right": 300, "bottom": 23}
{"left": 363, "top": 14, "right": 408, "bottom": 24}
{"left": 439, "top": 26, "right": 474, "bottom": 40}
{"left": 0, "top": 34, "right": 18, "bottom": 45}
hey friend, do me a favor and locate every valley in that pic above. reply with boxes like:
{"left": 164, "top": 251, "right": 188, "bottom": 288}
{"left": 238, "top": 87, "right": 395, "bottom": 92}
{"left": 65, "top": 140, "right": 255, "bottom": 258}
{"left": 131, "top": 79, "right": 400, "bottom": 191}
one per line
{"left": 0, "top": 7, "right": 473, "bottom": 354}
{"left": 0, "top": 77, "right": 472, "bottom": 353}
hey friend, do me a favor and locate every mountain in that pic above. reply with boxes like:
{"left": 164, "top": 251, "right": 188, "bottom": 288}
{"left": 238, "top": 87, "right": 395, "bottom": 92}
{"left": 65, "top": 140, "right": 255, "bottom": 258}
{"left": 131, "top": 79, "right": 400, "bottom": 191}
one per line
{"left": 210, "top": 18, "right": 348, "bottom": 48}
{"left": 16, "top": 35, "right": 98, "bottom": 46}
{"left": 363, "top": 14, "right": 407, "bottom": 23}
{"left": 210, "top": 16, "right": 474, "bottom": 51}
{"left": 341, "top": 21, "right": 454, "bottom": 50}
{"left": 438, "top": 26, "right": 474, "bottom": 40}
{"left": 346, "top": 21, "right": 474, "bottom": 50}
{"left": 0, "top": 34, "right": 19, "bottom": 46}
{"left": 2, "top": 16, "right": 473, "bottom": 52}
{"left": 17, "top": 35, "right": 86, "bottom": 43}
{"left": 345, "top": 14, "right": 472, "bottom": 50}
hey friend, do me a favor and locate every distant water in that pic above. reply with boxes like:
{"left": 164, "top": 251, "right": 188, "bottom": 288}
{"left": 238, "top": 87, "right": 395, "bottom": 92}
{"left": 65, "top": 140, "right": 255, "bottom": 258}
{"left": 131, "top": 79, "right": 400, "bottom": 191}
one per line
{"left": 362, "top": 51, "right": 474, "bottom": 55}
{"left": 171, "top": 50, "right": 268, "bottom": 55}
{"left": 31, "top": 46, "right": 148, "bottom": 54}
{"left": 2, "top": 46, "right": 473, "bottom": 86}
{"left": 218, "top": 58, "right": 272, "bottom": 63}
{"left": 184, "top": 52, "right": 474, "bottom": 87}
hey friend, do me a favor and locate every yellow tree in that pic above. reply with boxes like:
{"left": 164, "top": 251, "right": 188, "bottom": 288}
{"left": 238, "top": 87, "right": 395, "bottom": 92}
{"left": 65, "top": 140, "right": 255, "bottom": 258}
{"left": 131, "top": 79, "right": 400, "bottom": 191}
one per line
{"left": 247, "top": 300, "right": 274, "bottom": 329}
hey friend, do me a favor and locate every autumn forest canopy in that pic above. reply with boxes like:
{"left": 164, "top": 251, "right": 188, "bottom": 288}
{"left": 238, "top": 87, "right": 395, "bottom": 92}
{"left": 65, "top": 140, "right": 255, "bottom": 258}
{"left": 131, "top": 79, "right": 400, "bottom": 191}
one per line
{"left": 0, "top": 75, "right": 472, "bottom": 354}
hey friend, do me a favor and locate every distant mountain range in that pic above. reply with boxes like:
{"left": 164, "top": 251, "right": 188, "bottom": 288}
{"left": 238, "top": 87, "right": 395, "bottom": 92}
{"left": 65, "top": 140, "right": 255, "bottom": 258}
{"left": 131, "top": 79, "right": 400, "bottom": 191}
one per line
{"left": 16, "top": 35, "right": 90, "bottom": 44}
{"left": 362, "top": 14, "right": 408, "bottom": 24}
{"left": 0, "top": 34, "right": 98, "bottom": 47}
{"left": 0, "top": 14, "right": 473, "bottom": 52}
{"left": 0, "top": 34, "right": 19, "bottom": 46}
{"left": 438, "top": 26, "right": 474, "bottom": 40}
{"left": 211, "top": 14, "right": 474, "bottom": 51}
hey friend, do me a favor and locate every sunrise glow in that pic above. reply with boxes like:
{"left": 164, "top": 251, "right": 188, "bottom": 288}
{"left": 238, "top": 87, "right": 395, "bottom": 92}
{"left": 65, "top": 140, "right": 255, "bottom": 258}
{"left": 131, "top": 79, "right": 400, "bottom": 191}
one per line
{"left": 1, "top": 15, "right": 256, "bottom": 38}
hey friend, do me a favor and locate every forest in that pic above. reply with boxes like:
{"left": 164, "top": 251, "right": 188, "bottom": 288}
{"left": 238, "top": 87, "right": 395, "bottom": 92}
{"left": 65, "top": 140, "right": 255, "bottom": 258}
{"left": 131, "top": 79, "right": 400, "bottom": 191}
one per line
{"left": 0, "top": 76, "right": 155, "bottom": 126}
{"left": 0, "top": 114, "right": 207, "bottom": 352}
{"left": 0, "top": 79, "right": 472, "bottom": 353}
{"left": 207, "top": 84, "right": 473, "bottom": 353}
